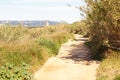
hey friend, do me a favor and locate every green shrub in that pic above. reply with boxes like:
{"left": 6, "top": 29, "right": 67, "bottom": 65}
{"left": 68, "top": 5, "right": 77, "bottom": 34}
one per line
{"left": 0, "top": 63, "right": 34, "bottom": 80}
{"left": 82, "top": 0, "right": 120, "bottom": 50}
{"left": 80, "top": 0, "right": 120, "bottom": 80}
{"left": 37, "top": 37, "right": 59, "bottom": 55}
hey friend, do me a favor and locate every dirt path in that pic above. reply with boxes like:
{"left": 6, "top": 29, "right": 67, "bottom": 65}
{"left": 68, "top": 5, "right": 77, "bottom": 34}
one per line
{"left": 34, "top": 34, "right": 100, "bottom": 80}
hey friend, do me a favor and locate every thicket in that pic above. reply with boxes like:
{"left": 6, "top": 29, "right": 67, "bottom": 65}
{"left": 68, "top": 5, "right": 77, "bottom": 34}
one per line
{"left": 0, "top": 24, "right": 73, "bottom": 79}
{"left": 82, "top": 0, "right": 120, "bottom": 52}
{"left": 81, "top": 0, "right": 120, "bottom": 80}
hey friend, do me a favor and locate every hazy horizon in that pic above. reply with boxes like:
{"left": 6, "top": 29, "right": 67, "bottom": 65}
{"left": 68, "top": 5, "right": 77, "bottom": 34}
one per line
{"left": 0, "top": 0, "right": 85, "bottom": 23}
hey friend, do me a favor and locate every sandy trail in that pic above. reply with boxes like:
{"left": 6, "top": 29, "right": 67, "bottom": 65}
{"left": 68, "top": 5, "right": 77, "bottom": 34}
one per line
{"left": 34, "top": 34, "right": 100, "bottom": 80}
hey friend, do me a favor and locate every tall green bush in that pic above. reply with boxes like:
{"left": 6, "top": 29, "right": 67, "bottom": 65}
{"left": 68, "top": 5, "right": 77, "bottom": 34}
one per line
{"left": 82, "top": 0, "right": 120, "bottom": 49}
{"left": 81, "top": 1, "right": 120, "bottom": 79}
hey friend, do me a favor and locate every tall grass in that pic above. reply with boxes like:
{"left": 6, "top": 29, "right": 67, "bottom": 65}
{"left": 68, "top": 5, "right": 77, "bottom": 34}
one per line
{"left": 0, "top": 24, "right": 73, "bottom": 72}
{"left": 97, "top": 51, "right": 120, "bottom": 80}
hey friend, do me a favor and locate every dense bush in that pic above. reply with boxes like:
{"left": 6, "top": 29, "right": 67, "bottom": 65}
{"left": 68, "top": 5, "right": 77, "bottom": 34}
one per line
{"left": 81, "top": 0, "right": 120, "bottom": 79}
{"left": 82, "top": 0, "right": 120, "bottom": 49}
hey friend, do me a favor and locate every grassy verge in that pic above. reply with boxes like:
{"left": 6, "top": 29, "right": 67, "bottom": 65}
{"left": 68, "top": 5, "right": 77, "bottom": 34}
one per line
{"left": 85, "top": 38, "right": 120, "bottom": 80}
{"left": 0, "top": 24, "right": 73, "bottom": 73}
{"left": 97, "top": 50, "right": 120, "bottom": 80}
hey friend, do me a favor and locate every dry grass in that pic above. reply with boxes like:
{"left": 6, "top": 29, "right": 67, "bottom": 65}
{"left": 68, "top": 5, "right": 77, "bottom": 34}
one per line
{"left": 97, "top": 50, "right": 120, "bottom": 80}
{"left": 0, "top": 24, "right": 73, "bottom": 72}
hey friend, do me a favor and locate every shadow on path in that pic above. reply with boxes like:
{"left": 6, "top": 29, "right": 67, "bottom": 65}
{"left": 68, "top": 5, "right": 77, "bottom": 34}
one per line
{"left": 34, "top": 34, "right": 100, "bottom": 80}
{"left": 58, "top": 34, "right": 99, "bottom": 64}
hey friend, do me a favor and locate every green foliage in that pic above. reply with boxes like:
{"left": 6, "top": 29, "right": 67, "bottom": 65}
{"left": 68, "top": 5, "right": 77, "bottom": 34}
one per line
{"left": 37, "top": 37, "right": 59, "bottom": 55}
{"left": 81, "top": 0, "right": 120, "bottom": 79}
{"left": 82, "top": 0, "right": 120, "bottom": 49}
{"left": 0, "top": 63, "right": 34, "bottom": 80}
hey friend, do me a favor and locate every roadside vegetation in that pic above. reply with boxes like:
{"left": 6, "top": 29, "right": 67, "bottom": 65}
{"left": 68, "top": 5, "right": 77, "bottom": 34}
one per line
{"left": 0, "top": 24, "right": 78, "bottom": 79}
{"left": 81, "top": 0, "right": 120, "bottom": 80}
{"left": 0, "top": 22, "right": 86, "bottom": 79}
{"left": 1, "top": 0, "right": 119, "bottom": 80}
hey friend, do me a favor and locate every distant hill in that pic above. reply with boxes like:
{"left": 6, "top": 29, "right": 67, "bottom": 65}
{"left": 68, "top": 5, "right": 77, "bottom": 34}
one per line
{"left": 0, "top": 20, "right": 61, "bottom": 27}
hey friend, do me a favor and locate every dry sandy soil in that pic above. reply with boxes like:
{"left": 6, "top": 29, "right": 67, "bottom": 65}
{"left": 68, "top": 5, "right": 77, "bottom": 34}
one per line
{"left": 34, "top": 34, "right": 100, "bottom": 80}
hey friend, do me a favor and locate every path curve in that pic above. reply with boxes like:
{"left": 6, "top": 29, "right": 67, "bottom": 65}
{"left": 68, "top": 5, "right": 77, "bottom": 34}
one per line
{"left": 34, "top": 34, "right": 100, "bottom": 80}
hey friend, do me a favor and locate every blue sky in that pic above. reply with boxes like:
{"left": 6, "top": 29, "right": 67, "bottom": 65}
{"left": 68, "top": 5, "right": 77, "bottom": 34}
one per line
{"left": 0, "top": 0, "right": 85, "bottom": 23}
